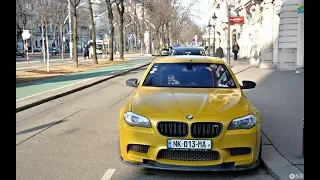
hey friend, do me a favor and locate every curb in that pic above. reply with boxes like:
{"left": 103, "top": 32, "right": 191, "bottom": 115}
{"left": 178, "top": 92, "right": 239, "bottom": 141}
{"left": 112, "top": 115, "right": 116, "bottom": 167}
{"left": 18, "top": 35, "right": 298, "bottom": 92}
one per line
{"left": 234, "top": 65, "right": 254, "bottom": 75}
{"left": 16, "top": 62, "right": 152, "bottom": 113}
{"left": 16, "top": 64, "right": 254, "bottom": 113}
{"left": 261, "top": 132, "right": 304, "bottom": 180}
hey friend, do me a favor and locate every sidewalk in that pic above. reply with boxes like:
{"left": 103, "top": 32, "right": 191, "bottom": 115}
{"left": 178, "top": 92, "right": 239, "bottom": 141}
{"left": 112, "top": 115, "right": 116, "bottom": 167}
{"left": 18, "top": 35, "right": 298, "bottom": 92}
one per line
{"left": 236, "top": 67, "right": 304, "bottom": 180}
{"left": 16, "top": 53, "right": 145, "bottom": 71}
{"left": 16, "top": 58, "right": 253, "bottom": 112}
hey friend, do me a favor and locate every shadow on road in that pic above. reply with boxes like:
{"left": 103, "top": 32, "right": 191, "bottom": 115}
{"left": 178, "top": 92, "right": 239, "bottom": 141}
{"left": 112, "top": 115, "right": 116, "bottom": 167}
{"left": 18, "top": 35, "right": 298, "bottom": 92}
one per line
{"left": 132, "top": 166, "right": 265, "bottom": 179}
{"left": 16, "top": 120, "right": 65, "bottom": 135}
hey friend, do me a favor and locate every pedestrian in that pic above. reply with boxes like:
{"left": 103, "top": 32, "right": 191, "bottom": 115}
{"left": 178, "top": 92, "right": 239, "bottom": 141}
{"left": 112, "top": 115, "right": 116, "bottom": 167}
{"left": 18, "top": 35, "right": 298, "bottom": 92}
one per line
{"left": 168, "top": 46, "right": 172, "bottom": 55}
{"left": 84, "top": 45, "right": 89, "bottom": 59}
{"left": 215, "top": 46, "right": 224, "bottom": 58}
{"left": 232, "top": 42, "right": 240, "bottom": 61}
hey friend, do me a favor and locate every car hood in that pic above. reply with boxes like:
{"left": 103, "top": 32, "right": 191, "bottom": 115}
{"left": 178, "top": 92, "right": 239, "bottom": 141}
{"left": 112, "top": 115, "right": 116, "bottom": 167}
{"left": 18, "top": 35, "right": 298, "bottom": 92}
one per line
{"left": 130, "top": 87, "right": 250, "bottom": 118}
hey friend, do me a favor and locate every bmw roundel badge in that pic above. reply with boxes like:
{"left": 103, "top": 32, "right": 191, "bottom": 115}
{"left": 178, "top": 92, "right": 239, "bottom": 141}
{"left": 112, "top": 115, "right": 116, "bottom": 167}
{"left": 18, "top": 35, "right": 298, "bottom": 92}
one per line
{"left": 186, "top": 114, "right": 193, "bottom": 120}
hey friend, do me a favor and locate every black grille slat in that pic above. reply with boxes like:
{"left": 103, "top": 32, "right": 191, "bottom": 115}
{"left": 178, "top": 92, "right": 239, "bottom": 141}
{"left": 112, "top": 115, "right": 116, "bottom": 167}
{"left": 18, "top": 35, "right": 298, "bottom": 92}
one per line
{"left": 157, "top": 122, "right": 188, "bottom": 137}
{"left": 230, "top": 148, "right": 251, "bottom": 156}
{"left": 157, "top": 150, "right": 220, "bottom": 161}
{"left": 191, "top": 122, "right": 223, "bottom": 138}
{"left": 127, "top": 144, "right": 150, "bottom": 153}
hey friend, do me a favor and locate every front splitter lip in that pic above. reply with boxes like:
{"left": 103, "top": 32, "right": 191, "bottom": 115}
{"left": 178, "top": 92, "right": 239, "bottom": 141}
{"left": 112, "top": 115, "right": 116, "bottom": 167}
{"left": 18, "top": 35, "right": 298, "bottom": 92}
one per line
{"left": 120, "top": 156, "right": 259, "bottom": 172}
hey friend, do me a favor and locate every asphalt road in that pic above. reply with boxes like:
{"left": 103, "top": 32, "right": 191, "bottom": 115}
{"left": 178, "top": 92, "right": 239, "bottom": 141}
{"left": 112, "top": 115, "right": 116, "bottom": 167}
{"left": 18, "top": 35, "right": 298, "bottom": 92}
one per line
{"left": 16, "top": 67, "right": 275, "bottom": 180}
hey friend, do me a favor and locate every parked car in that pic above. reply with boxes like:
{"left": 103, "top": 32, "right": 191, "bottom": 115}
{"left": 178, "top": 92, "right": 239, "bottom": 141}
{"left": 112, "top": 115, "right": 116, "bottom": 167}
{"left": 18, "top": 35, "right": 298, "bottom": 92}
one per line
{"left": 34, "top": 47, "right": 42, "bottom": 52}
{"left": 16, "top": 48, "right": 25, "bottom": 57}
{"left": 160, "top": 48, "right": 169, "bottom": 56}
{"left": 48, "top": 47, "right": 59, "bottom": 55}
{"left": 171, "top": 47, "right": 207, "bottom": 56}
{"left": 119, "top": 55, "right": 261, "bottom": 171}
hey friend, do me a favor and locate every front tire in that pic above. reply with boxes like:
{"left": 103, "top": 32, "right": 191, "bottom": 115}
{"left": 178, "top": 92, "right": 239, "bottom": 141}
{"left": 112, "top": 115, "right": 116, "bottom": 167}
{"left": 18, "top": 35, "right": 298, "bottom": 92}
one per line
{"left": 258, "top": 135, "right": 262, "bottom": 161}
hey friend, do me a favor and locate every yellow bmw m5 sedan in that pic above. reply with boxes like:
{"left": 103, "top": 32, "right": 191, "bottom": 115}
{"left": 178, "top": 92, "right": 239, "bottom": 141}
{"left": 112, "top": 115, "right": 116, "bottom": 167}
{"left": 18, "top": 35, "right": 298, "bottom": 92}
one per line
{"left": 119, "top": 55, "right": 262, "bottom": 171}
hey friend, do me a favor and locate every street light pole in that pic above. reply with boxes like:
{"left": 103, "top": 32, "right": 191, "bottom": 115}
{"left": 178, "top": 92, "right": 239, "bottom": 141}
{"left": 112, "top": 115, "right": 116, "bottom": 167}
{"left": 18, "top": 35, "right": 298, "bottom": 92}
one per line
{"left": 208, "top": 29, "right": 211, "bottom": 56}
{"left": 213, "top": 25, "right": 216, "bottom": 57}
{"left": 207, "top": 21, "right": 212, "bottom": 56}
{"left": 226, "top": 0, "right": 234, "bottom": 66}
{"left": 212, "top": 13, "right": 217, "bottom": 57}
{"left": 68, "top": 0, "right": 73, "bottom": 59}
{"left": 227, "top": 6, "right": 231, "bottom": 66}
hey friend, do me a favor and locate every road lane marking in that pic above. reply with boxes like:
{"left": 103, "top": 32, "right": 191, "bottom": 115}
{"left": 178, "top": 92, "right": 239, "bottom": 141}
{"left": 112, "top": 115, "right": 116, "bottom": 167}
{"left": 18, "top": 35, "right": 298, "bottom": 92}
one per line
{"left": 100, "top": 169, "right": 116, "bottom": 180}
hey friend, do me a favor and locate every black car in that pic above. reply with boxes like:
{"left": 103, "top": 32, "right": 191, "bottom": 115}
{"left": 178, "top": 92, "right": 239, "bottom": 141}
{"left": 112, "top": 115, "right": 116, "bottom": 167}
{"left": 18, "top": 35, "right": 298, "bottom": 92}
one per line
{"left": 48, "top": 47, "right": 59, "bottom": 55}
{"left": 16, "top": 48, "right": 25, "bottom": 57}
{"left": 161, "top": 48, "right": 170, "bottom": 56}
{"left": 170, "top": 47, "right": 207, "bottom": 56}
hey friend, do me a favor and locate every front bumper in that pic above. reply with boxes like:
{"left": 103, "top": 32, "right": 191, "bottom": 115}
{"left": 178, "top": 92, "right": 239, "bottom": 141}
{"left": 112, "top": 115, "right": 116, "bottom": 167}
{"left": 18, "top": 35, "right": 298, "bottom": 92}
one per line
{"left": 120, "top": 156, "right": 259, "bottom": 171}
{"left": 119, "top": 117, "right": 262, "bottom": 171}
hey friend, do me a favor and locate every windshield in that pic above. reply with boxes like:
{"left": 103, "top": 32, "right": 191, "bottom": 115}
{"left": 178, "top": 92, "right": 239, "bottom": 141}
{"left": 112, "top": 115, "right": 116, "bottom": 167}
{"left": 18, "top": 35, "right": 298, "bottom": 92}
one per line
{"left": 96, "top": 44, "right": 103, "bottom": 49}
{"left": 171, "top": 49, "right": 206, "bottom": 56}
{"left": 142, "top": 63, "right": 237, "bottom": 88}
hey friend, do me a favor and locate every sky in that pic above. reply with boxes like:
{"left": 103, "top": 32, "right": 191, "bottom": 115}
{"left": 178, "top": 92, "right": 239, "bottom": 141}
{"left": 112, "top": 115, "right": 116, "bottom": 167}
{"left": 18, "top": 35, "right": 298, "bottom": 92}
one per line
{"left": 187, "top": 0, "right": 213, "bottom": 28}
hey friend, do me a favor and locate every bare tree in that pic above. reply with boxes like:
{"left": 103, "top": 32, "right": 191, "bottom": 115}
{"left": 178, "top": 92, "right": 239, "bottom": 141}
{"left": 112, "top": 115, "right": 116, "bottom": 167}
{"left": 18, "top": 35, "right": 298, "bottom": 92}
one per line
{"left": 77, "top": 7, "right": 91, "bottom": 52}
{"left": 70, "top": 0, "right": 81, "bottom": 67}
{"left": 139, "top": 1, "right": 145, "bottom": 54}
{"left": 88, "top": 0, "right": 99, "bottom": 64}
{"left": 37, "top": 0, "right": 55, "bottom": 70}
{"left": 169, "top": 0, "right": 197, "bottom": 45}
{"left": 105, "top": 0, "right": 116, "bottom": 61}
{"left": 16, "top": 0, "right": 29, "bottom": 46}
{"left": 116, "top": 0, "right": 124, "bottom": 60}
{"left": 179, "top": 20, "right": 202, "bottom": 44}
{"left": 37, "top": 0, "right": 52, "bottom": 64}
{"left": 16, "top": 0, "right": 38, "bottom": 54}
{"left": 52, "top": 0, "right": 68, "bottom": 60}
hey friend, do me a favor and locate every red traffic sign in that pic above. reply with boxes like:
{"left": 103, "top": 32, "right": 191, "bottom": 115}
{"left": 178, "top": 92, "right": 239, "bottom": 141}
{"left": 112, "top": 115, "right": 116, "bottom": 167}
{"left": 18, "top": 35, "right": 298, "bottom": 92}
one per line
{"left": 230, "top": 16, "right": 244, "bottom": 25}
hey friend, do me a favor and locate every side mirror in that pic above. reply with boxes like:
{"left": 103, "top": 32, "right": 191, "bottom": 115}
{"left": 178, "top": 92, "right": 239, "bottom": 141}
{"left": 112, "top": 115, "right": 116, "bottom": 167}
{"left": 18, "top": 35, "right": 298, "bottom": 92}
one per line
{"left": 241, "top": 80, "right": 256, "bottom": 89}
{"left": 126, "top": 78, "right": 138, "bottom": 87}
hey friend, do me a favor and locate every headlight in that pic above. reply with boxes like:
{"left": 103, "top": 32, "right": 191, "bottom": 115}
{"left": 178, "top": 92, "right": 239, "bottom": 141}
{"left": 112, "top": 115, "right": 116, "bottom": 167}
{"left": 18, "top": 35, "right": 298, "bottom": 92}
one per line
{"left": 123, "top": 112, "right": 151, "bottom": 128}
{"left": 228, "top": 114, "right": 257, "bottom": 130}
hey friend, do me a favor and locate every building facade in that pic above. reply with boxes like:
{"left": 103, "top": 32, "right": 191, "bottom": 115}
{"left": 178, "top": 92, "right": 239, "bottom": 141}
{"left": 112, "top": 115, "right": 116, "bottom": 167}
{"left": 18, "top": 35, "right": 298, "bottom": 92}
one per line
{"left": 234, "top": 0, "right": 304, "bottom": 71}
{"left": 202, "top": 0, "right": 239, "bottom": 57}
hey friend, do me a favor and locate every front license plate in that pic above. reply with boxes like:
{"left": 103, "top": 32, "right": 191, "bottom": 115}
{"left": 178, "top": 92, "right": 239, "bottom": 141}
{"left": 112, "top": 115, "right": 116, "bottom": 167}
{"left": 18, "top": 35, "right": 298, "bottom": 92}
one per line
{"left": 167, "top": 139, "right": 212, "bottom": 150}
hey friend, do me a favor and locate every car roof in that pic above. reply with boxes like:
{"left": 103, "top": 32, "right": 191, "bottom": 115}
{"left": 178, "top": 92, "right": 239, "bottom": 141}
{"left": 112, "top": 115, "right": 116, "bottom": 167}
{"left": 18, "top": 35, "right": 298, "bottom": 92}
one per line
{"left": 172, "top": 47, "right": 204, "bottom": 51}
{"left": 154, "top": 55, "right": 225, "bottom": 64}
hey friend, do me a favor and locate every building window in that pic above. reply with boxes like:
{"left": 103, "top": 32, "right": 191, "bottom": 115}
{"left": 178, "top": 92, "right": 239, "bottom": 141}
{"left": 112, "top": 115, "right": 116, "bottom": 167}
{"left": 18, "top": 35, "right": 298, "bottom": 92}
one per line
{"left": 216, "top": 4, "right": 220, "bottom": 10}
